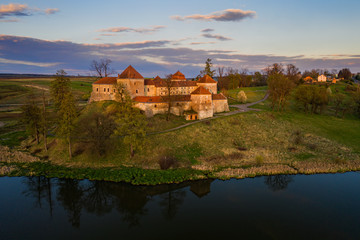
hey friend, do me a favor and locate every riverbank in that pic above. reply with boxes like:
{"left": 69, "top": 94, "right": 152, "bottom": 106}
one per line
{"left": 1, "top": 145, "right": 360, "bottom": 185}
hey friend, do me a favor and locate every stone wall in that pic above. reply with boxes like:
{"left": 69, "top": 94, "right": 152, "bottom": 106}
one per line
{"left": 197, "top": 83, "right": 217, "bottom": 94}
{"left": 90, "top": 84, "right": 116, "bottom": 102}
{"left": 213, "top": 99, "right": 230, "bottom": 113}
{"left": 117, "top": 79, "right": 144, "bottom": 98}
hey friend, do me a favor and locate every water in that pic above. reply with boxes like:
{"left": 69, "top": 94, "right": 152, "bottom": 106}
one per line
{"left": 0, "top": 173, "right": 360, "bottom": 239}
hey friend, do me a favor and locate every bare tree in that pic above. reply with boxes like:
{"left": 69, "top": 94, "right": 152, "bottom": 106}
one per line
{"left": 90, "top": 59, "right": 114, "bottom": 78}
{"left": 286, "top": 64, "right": 301, "bottom": 85}
{"left": 162, "top": 74, "right": 174, "bottom": 121}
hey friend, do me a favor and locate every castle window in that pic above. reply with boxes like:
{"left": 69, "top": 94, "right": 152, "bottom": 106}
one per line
{"left": 148, "top": 88, "right": 149, "bottom": 92}
{"left": 155, "top": 104, "right": 157, "bottom": 108}
{"left": 104, "top": 88, "right": 106, "bottom": 92}
{"left": 107, "top": 88, "right": 109, "bottom": 92}
{"left": 113, "top": 89, "right": 116, "bottom": 93}
{"left": 96, "top": 88, "right": 98, "bottom": 92}
{"left": 136, "top": 89, "right": 138, "bottom": 93}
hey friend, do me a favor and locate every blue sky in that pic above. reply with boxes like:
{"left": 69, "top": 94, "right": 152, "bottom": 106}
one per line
{"left": 1, "top": 0, "right": 360, "bottom": 77}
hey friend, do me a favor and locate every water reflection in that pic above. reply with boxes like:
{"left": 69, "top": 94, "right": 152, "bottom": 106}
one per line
{"left": 264, "top": 175, "right": 293, "bottom": 192}
{"left": 21, "top": 177, "right": 216, "bottom": 228}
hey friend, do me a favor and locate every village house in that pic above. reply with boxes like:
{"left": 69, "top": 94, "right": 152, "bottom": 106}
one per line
{"left": 90, "top": 65, "right": 229, "bottom": 120}
{"left": 318, "top": 74, "right": 327, "bottom": 82}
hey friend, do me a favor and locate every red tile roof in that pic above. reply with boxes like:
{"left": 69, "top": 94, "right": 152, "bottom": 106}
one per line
{"left": 198, "top": 74, "right": 217, "bottom": 83}
{"left": 133, "top": 95, "right": 191, "bottom": 103}
{"left": 171, "top": 71, "right": 186, "bottom": 80}
{"left": 93, "top": 77, "right": 117, "bottom": 85}
{"left": 212, "top": 93, "right": 227, "bottom": 100}
{"left": 191, "top": 86, "right": 212, "bottom": 95}
{"left": 118, "top": 65, "right": 144, "bottom": 79}
{"left": 144, "top": 79, "right": 155, "bottom": 85}
{"left": 154, "top": 76, "right": 162, "bottom": 81}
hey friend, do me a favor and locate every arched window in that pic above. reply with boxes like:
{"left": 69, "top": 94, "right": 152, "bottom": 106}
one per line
{"left": 155, "top": 104, "right": 157, "bottom": 108}
{"left": 104, "top": 88, "right": 106, "bottom": 92}
{"left": 96, "top": 88, "right": 98, "bottom": 92}
{"left": 136, "top": 89, "right": 138, "bottom": 93}
{"left": 107, "top": 88, "right": 109, "bottom": 92}
{"left": 148, "top": 88, "right": 150, "bottom": 92}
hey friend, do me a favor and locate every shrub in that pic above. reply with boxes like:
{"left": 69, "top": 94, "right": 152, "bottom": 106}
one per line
{"left": 158, "top": 156, "right": 178, "bottom": 170}
{"left": 255, "top": 155, "right": 264, "bottom": 165}
{"left": 237, "top": 90, "right": 247, "bottom": 103}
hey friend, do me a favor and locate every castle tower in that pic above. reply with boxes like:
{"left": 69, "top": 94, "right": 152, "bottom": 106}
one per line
{"left": 117, "top": 65, "right": 144, "bottom": 98}
{"left": 197, "top": 75, "right": 217, "bottom": 94}
{"left": 190, "top": 86, "right": 213, "bottom": 119}
{"left": 171, "top": 71, "right": 186, "bottom": 81}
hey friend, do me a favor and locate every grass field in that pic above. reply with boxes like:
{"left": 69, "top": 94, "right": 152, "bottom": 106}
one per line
{"left": 227, "top": 86, "right": 268, "bottom": 104}
{"left": 1, "top": 82, "right": 360, "bottom": 183}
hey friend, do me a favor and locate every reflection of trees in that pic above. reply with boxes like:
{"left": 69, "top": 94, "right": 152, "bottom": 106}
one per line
{"left": 82, "top": 181, "right": 114, "bottom": 216}
{"left": 159, "top": 190, "right": 186, "bottom": 220}
{"left": 23, "top": 177, "right": 54, "bottom": 216}
{"left": 56, "top": 179, "right": 83, "bottom": 228}
{"left": 22, "top": 177, "right": 215, "bottom": 229}
{"left": 265, "top": 175, "right": 293, "bottom": 192}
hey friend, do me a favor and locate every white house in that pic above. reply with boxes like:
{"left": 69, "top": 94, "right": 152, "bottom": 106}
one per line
{"left": 318, "top": 74, "right": 327, "bottom": 82}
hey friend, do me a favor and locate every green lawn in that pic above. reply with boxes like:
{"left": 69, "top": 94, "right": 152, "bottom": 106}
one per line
{"left": 227, "top": 86, "right": 268, "bottom": 103}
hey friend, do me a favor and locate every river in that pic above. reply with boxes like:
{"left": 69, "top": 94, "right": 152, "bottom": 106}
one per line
{"left": 0, "top": 173, "right": 359, "bottom": 239}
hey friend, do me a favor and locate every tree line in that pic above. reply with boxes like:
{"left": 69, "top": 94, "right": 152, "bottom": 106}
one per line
{"left": 22, "top": 70, "right": 147, "bottom": 159}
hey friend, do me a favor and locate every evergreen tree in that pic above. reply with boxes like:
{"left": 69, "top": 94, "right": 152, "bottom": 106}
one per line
{"left": 200, "top": 58, "right": 216, "bottom": 78}
{"left": 115, "top": 99, "right": 147, "bottom": 158}
{"left": 50, "top": 70, "right": 71, "bottom": 111}
{"left": 57, "top": 91, "right": 77, "bottom": 159}
{"left": 21, "top": 96, "right": 42, "bottom": 144}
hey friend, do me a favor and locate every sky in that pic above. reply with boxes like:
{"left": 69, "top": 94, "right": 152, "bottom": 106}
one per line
{"left": 0, "top": 0, "right": 360, "bottom": 77}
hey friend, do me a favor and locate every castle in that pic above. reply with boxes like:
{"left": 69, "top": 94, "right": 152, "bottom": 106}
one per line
{"left": 89, "top": 65, "right": 229, "bottom": 120}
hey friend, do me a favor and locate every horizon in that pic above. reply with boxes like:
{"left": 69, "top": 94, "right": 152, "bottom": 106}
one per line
{"left": 1, "top": 0, "right": 360, "bottom": 76}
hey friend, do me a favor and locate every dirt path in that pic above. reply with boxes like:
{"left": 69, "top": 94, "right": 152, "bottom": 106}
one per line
{"left": 148, "top": 92, "right": 269, "bottom": 135}
{"left": 23, "top": 85, "right": 49, "bottom": 91}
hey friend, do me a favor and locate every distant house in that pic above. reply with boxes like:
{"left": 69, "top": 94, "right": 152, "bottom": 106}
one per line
{"left": 318, "top": 74, "right": 327, "bottom": 82}
{"left": 304, "top": 76, "right": 314, "bottom": 82}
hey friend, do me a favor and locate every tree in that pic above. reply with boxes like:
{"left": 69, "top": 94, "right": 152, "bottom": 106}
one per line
{"left": 76, "top": 107, "right": 116, "bottom": 156}
{"left": 338, "top": 68, "right": 352, "bottom": 80}
{"left": 286, "top": 64, "right": 301, "bottom": 85}
{"left": 41, "top": 91, "right": 48, "bottom": 152}
{"left": 267, "top": 73, "right": 294, "bottom": 111}
{"left": 253, "top": 71, "right": 266, "bottom": 86}
{"left": 265, "top": 63, "right": 284, "bottom": 75}
{"left": 294, "top": 85, "right": 329, "bottom": 114}
{"left": 50, "top": 70, "right": 71, "bottom": 111}
{"left": 162, "top": 74, "right": 174, "bottom": 121}
{"left": 57, "top": 91, "right": 77, "bottom": 159}
{"left": 21, "top": 95, "right": 42, "bottom": 144}
{"left": 217, "top": 66, "right": 227, "bottom": 90}
{"left": 90, "top": 58, "right": 114, "bottom": 78}
{"left": 115, "top": 100, "right": 147, "bottom": 158}
{"left": 200, "top": 58, "right": 216, "bottom": 78}
{"left": 226, "top": 68, "right": 240, "bottom": 89}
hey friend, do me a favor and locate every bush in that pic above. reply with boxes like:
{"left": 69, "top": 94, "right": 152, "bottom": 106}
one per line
{"left": 237, "top": 90, "right": 247, "bottom": 103}
{"left": 158, "top": 156, "right": 178, "bottom": 170}
{"left": 255, "top": 155, "right": 264, "bottom": 165}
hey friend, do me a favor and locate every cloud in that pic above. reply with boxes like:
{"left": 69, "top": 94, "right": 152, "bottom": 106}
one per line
{"left": 202, "top": 33, "right": 232, "bottom": 41}
{"left": 0, "top": 3, "right": 30, "bottom": 18}
{"left": 1, "top": 35, "right": 360, "bottom": 76}
{"left": 172, "top": 9, "right": 256, "bottom": 22}
{"left": 44, "top": 8, "right": 59, "bottom": 15}
{"left": 0, "top": 3, "right": 59, "bottom": 21}
{"left": 99, "top": 25, "right": 165, "bottom": 34}
{"left": 190, "top": 42, "right": 216, "bottom": 45}
{"left": 0, "top": 57, "right": 59, "bottom": 67}
{"left": 201, "top": 28, "right": 214, "bottom": 32}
